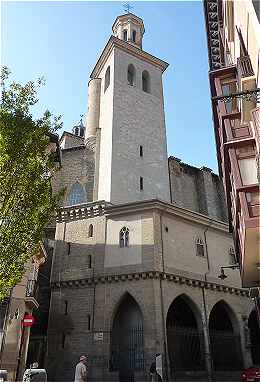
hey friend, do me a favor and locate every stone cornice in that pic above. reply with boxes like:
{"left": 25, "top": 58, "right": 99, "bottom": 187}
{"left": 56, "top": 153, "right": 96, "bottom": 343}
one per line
{"left": 56, "top": 198, "right": 229, "bottom": 232}
{"left": 105, "top": 199, "right": 230, "bottom": 233}
{"left": 51, "top": 270, "right": 249, "bottom": 298}
{"left": 90, "top": 36, "right": 169, "bottom": 79}
{"left": 56, "top": 200, "right": 111, "bottom": 223}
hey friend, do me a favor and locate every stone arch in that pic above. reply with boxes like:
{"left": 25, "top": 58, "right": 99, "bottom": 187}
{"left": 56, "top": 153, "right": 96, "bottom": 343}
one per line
{"left": 110, "top": 292, "right": 144, "bottom": 378}
{"left": 209, "top": 300, "right": 242, "bottom": 371}
{"left": 66, "top": 181, "right": 87, "bottom": 206}
{"left": 209, "top": 299, "right": 240, "bottom": 334}
{"left": 166, "top": 294, "right": 205, "bottom": 375}
{"left": 248, "top": 309, "right": 260, "bottom": 364}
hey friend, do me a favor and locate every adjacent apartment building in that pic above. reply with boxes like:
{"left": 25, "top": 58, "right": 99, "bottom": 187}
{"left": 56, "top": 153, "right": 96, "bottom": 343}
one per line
{"left": 204, "top": 0, "right": 260, "bottom": 288}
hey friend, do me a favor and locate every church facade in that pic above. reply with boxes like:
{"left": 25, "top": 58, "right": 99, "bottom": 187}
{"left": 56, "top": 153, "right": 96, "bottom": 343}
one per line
{"left": 46, "top": 13, "right": 259, "bottom": 382}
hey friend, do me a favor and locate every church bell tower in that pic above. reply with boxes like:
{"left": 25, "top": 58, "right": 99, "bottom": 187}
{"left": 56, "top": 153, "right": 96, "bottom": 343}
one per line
{"left": 85, "top": 13, "right": 170, "bottom": 204}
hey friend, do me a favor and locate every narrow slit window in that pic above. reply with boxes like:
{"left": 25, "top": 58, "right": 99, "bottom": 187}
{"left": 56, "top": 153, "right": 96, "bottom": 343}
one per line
{"left": 62, "top": 333, "right": 66, "bottom": 349}
{"left": 104, "top": 66, "right": 110, "bottom": 93}
{"left": 67, "top": 242, "right": 71, "bottom": 256}
{"left": 140, "top": 146, "right": 143, "bottom": 157}
{"left": 88, "top": 224, "right": 93, "bottom": 238}
{"left": 64, "top": 300, "right": 68, "bottom": 315}
{"left": 87, "top": 314, "right": 91, "bottom": 331}
{"left": 123, "top": 29, "right": 127, "bottom": 41}
{"left": 140, "top": 177, "right": 143, "bottom": 191}
{"left": 88, "top": 255, "right": 92, "bottom": 269}
{"left": 132, "top": 30, "right": 136, "bottom": 42}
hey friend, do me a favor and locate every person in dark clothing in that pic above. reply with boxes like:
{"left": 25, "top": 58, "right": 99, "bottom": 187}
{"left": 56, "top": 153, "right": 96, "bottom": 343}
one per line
{"left": 150, "top": 361, "right": 156, "bottom": 382}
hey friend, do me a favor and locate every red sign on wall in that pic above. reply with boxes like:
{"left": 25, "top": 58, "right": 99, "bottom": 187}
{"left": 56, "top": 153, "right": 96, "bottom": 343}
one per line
{"left": 22, "top": 314, "right": 35, "bottom": 327}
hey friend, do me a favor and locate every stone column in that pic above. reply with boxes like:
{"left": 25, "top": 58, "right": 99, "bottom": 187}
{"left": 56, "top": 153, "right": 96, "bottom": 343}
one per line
{"left": 240, "top": 315, "right": 253, "bottom": 368}
{"left": 201, "top": 288, "right": 213, "bottom": 382}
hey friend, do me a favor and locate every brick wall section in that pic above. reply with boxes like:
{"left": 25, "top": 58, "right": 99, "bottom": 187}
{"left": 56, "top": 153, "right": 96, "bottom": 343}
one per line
{"left": 169, "top": 157, "right": 228, "bottom": 222}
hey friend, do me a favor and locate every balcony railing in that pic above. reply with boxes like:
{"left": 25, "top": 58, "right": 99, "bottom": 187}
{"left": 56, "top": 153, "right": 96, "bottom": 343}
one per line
{"left": 26, "top": 279, "right": 38, "bottom": 299}
{"left": 237, "top": 55, "right": 254, "bottom": 78}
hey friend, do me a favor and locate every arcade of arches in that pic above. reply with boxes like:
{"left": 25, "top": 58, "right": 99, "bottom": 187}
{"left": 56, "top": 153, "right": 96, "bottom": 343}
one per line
{"left": 110, "top": 294, "right": 260, "bottom": 380}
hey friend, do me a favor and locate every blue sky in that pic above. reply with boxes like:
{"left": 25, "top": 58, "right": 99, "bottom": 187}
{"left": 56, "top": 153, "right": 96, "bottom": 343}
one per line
{"left": 2, "top": 1, "right": 218, "bottom": 172}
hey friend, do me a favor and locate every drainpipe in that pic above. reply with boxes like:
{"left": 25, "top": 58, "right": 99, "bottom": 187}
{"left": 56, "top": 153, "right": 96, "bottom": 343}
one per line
{"left": 202, "top": 221, "right": 214, "bottom": 382}
{"left": 159, "top": 212, "right": 170, "bottom": 381}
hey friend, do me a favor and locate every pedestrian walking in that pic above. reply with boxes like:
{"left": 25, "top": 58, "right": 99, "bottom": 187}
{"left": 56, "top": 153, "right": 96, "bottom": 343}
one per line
{"left": 74, "top": 355, "right": 88, "bottom": 382}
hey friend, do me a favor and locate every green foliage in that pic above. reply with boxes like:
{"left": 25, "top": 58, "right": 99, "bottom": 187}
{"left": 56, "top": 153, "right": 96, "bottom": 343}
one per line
{"left": 0, "top": 66, "right": 63, "bottom": 300}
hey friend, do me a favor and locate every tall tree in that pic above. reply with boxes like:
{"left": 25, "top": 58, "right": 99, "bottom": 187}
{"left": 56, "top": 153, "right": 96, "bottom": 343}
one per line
{"left": 0, "top": 67, "right": 63, "bottom": 300}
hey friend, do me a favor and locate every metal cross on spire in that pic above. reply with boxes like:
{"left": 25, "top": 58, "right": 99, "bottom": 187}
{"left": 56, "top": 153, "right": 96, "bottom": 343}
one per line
{"left": 123, "top": 2, "right": 133, "bottom": 14}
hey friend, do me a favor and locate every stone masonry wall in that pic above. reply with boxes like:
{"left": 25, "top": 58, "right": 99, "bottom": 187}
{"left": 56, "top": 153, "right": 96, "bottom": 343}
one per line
{"left": 169, "top": 157, "right": 228, "bottom": 222}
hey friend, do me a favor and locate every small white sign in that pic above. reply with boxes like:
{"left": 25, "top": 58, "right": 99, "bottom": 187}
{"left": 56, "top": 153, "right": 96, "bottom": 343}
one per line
{"left": 156, "top": 354, "right": 163, "bottom": 380}
{"left": 94, "top": 332, "right": 103, "bottom": 341}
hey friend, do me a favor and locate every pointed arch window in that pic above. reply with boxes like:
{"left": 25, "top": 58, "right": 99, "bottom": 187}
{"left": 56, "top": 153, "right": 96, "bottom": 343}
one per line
{"left": 119, "top": 227, "right": 129, "bottom": 248}
{"left": 123, "top": 29, "right": 128, "bottom": 41}
{"left": 127, "top": 64, "right": 135, "bottom": 86}
{"left": 88, "top": 224, "right": 93, "bottom": 238}
{"left": 66, "top": 182, "right": 86, "bottom": 206}
{"left": 142, "top": 70, "right": 150, "bottom": 93}
{"left": 105, "top": 66, "right": 110, "bottom": 93}
{"left": 195, "top": 236, "right": 205, "bottom": 257}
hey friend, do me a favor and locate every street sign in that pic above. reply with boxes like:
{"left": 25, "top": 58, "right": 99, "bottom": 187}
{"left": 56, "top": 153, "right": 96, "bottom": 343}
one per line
{"left": 22, "top": 314, "right": 35, "bottom": 327}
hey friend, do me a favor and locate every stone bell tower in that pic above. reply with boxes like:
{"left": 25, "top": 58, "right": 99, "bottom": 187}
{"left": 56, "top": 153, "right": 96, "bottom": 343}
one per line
{"left": 85, "top": 13, "right": 170, "bottom": 204}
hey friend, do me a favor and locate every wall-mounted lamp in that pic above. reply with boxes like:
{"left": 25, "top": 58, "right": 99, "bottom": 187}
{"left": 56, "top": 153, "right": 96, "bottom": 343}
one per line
{"left": 218, "top": 264, "right": 240, "bottom": 280}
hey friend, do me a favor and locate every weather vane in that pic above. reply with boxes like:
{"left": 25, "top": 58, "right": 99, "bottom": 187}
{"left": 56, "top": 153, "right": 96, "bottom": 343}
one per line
{"left": 123, "top": 2, "right": 133, "bottom": 14}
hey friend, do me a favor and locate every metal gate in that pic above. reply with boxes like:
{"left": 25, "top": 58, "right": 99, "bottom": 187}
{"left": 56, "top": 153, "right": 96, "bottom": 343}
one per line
{"left": 210, "top": 330, "right": 242, "bottom": 371}
{"left": 110, "top": 326, "right": 144, "bottom": 372}
{"left": 167, "top": 326, "right": 205, "bottom": 372}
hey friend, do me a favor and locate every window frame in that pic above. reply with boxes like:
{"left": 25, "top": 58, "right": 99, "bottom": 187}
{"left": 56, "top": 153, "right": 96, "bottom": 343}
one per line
{"left": 127, "top": 64, "right": 135, "bottom": 86}
{"left": 229, "top": 247, "right": 237, "bottom": 265}
{"left": 142, "top": 70, "right": 151, "bottom": 93}
{"left": 119, "top": 227, "right": 130, "bottom": 248}
{"left": 104, "top": 66, "right": 110, "bottom": 93}
{"left": 88, "top": 224, "right": 94, "bottom": 238}
{"left": 195, "top": 237, "right": 205, "bottom": 257}
{"left": 66, "top": 182, "right": 87, "bottom": 206}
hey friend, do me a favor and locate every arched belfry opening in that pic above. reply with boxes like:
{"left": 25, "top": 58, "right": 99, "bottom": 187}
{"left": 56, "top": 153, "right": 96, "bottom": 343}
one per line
{"left": 166, "top": 295, "right": 205, "bottom": 376}
{"left": 110, "top": 293, "right": 144, "bottom": 379}
{"left": 209, "top": 301, "right": 242, "bottom": 371}
{"left": 248, "top": 309, "right": 260, "bottom": 364}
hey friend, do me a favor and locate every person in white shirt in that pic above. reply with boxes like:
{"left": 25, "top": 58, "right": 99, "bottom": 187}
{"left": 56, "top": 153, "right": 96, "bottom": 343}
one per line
{"left": 74, "top": 355, "right": 88, "bottom": 382}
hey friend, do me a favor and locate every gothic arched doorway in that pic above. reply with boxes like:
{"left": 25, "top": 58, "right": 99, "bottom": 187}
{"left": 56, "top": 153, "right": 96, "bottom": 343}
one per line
{"left": 248, "top": 309, "right": 260, "bottom": 364}
{"left": 209, "top": 301, "right": 242, "bottom": 371}
{"left": 166, "top": 295, "right": 205, "bottom": 376}
{"left": 110, "top": 293, "right": 144, "bottom": 380}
